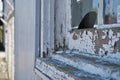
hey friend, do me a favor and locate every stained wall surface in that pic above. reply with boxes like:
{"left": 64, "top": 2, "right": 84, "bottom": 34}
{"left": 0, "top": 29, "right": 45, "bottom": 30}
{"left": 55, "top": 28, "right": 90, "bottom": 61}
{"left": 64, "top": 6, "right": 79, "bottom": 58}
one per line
{"left": 69, "top": 27, "right": 120, "bottom": 56}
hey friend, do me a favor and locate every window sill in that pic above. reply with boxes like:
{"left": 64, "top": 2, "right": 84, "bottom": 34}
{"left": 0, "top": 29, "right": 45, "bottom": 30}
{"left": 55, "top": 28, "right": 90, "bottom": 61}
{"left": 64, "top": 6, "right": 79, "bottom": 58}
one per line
{"left": 35, "top": 51, "right": 120, "bottom": 80}
{"left": 94, "top": 24, "right": 120, "bottom": 29}
{"left": 35, "top": 58, "right": 79, "bottom": 80}
{"left": 72, "top": 24, "right": 120, "bottom": 30}
{"left": 34, "top": 68, "right": 51, "bottom": 80}
{"left": 35, "top": 57, "right": 101, "bottom": 80}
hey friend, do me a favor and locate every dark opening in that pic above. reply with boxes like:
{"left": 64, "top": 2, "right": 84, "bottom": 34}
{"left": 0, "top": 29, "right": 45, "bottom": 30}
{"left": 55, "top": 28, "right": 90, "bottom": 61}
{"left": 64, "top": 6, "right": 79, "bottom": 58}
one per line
{"left": 0, "top": 0, "right": 4, "bottom": 51}
{"left": 0, "top": 18, "right": 4, "bottom": 51}
{"left": 78, "top": 11, "right": 97, "bottom": 29}
{"left": 71, "top": 0, "right": 98, "bottom": 27}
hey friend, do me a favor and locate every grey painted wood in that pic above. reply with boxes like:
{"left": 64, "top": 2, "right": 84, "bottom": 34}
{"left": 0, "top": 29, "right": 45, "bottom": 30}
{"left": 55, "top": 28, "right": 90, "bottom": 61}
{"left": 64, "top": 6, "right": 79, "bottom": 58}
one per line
{"left": 14, "top": 0, "right": 36, "bottom": 80}
{"left": 35, "top": 0, "right": 41, "bottom": 58}
{"left": 40, "top": 0, "right": 55, "bottom": 57}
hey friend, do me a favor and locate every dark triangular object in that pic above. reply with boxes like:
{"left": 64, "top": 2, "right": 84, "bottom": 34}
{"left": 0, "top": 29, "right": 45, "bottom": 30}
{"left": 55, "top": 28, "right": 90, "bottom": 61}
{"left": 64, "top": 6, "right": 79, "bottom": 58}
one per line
{"left": 0, "top": 19, "right": 3, "bottom": 26}
{"left": 78, "top": 11, "right": 97, "bottom": 29}
{"left": 0, "top": 43, "right": 5, "bottom": 51}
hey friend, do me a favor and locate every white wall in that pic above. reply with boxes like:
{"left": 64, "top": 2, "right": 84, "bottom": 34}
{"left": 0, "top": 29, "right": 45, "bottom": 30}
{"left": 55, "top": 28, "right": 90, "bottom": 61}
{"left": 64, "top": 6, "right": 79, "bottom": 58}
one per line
{"left": 14, "top": 0, "right": 36, "bottom": 80}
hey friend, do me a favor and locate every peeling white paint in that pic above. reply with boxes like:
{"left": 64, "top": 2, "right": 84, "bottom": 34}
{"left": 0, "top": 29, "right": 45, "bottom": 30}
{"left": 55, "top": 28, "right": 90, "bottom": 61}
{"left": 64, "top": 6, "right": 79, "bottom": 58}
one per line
{"left": 69, "top": 30, "right": 95, "bottom": 54}
{"left": 102, "top": 44, "right": 114, "bottom": 53}
{"left": 36, "top": 59, "right": 75, "bottom": 80}
{"left": 56, "top": 51, "right": 64, "bottom": 54}
{"left": 108, "top": 29, "right": 113, "bottom": 39}
{"left": 102, "top": 30, "right": 108, "bottom": 39}
{"left": 68, "top": 28, "right": 120, "bottom": 56}
{"left": 93, "top": 30, "right": 98, "bottom": 41}
{"left": 100, "top": 29, "right": 120, "bottom": 54}
{"left": 99, "top": 48, "right": 105, "bottom": 56}
{"left": 117, "top": 33, "right": 120, "bottom": 37}
{"left": 111, "top": 36, "right": 119, "bottom": 46}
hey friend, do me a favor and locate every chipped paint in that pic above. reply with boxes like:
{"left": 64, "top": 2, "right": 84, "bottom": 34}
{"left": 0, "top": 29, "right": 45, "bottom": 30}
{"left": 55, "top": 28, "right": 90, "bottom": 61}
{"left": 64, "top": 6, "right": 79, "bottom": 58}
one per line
{"left": 69, "top": 30, "right": 96, "bottom": 54}
{"left": 108, "top": 29, "right": 114, "bottom": 39}
{"left": 68, "top": 27, "right": 120, "bottom": 56}
{"left": 102, "top": 30, "right": 108, "bottom": 39}
{"left": 117, "top": 33, "right": 120, "bottom": 37}
{"left": 36, "top": 58, "right": 76, "bottom": 80}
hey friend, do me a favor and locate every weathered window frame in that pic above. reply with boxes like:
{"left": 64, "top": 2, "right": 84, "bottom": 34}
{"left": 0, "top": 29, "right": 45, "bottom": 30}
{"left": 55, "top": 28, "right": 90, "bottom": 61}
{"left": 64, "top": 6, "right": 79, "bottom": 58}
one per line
{"left": 35, "top": 0, "right": 120, "bottom": 79}
{"left": 71, "top": 0, "right": 120, "bottom": 29}
{"left": 35, "top": 0, "right": 55, "bottom": 58}
{"left": 97, "top": 0, "right": 120, "bottom": 28}
{"left": 35, "top": 0, "right": 120, "bottom": 58}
